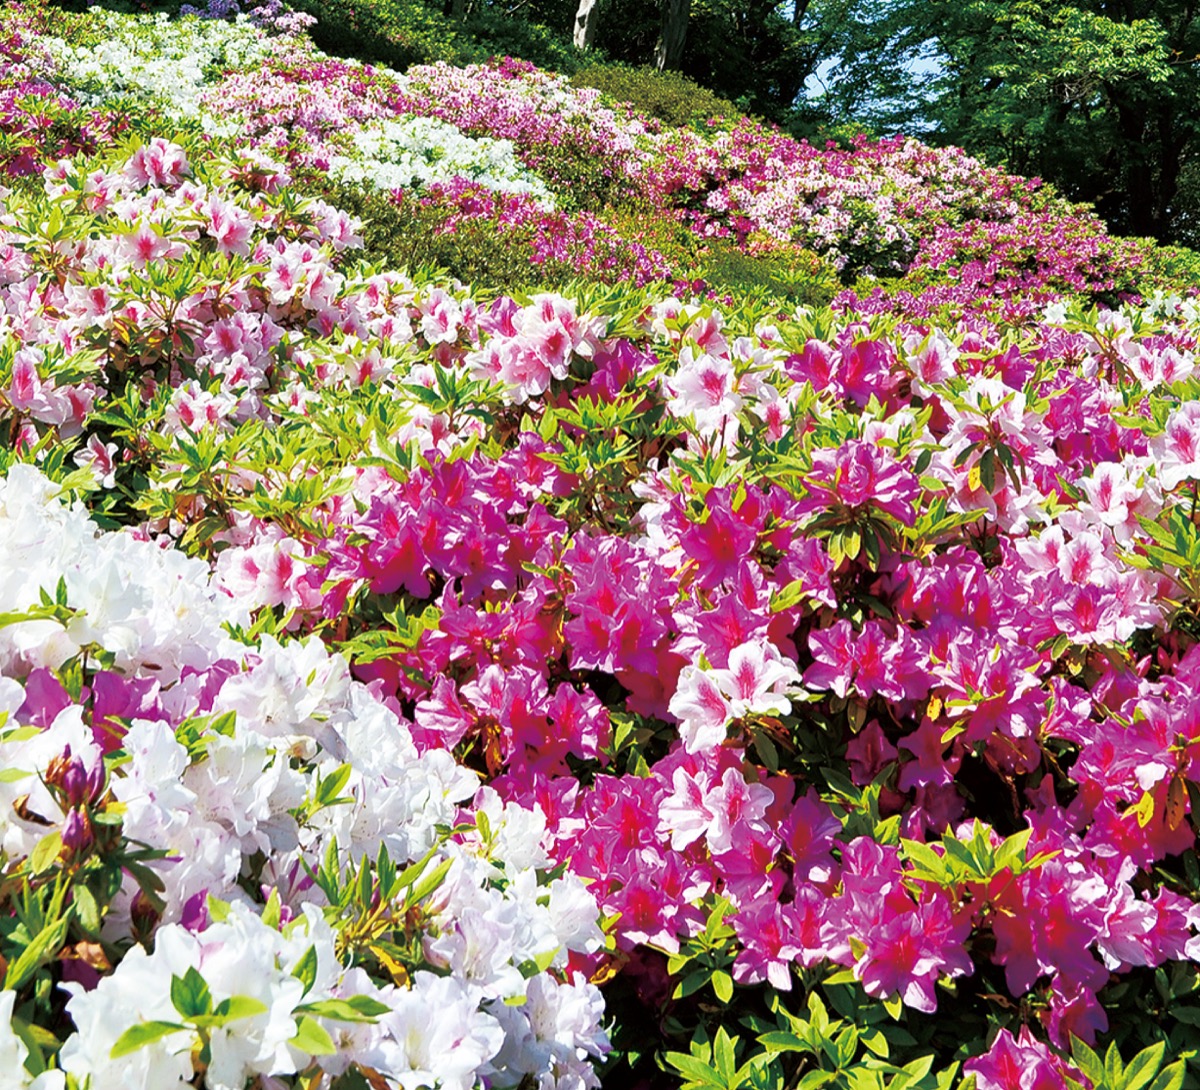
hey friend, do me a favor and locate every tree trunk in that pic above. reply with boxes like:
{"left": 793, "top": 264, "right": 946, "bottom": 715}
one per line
{"left": 1107, "top": 87, "right": 1156, "bottom": 237}
{"left": 655, "top": 0, "right": 690, "bottom": 70}
{"left": 574, "top": 0, "right": 600, "bottom": 50}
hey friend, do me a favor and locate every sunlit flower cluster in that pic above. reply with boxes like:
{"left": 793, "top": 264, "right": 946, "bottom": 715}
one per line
{"left": 3, "top": 4, "right": 1200, "bottom": 1084}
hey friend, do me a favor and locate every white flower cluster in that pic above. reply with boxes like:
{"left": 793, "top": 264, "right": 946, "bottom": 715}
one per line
{"left": 0, "top": 464, "right": 246, "bottom": 683}
{"left": 40, "top": 12, "right": 555, "bottom": 202}
{"left": 42, "top": 13, "right": 278, "bottom": 136}
{"left": 0, "top": 467, "right": 608, "bottom": 1089}
{"left": 330, "top": 117, "right": 553, "bottom": 203}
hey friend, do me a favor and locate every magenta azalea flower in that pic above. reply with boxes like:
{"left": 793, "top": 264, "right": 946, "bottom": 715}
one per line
{"left": 798, "top": 440, "right": 921, "bottom": 526}
{"left": 965, "top": 1027, "right": 1079, "bottom": 1090}
{"left": 853, "top": 898, "right": 972, "bottom": 1013}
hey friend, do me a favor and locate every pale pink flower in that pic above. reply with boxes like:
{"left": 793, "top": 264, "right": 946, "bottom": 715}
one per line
{"left": 666, "top": 347, "right": 743, "bottom": 436}
{"left": 710, "top": 641, "right": 798, "bottom": 719}
{"left": 1152, "top": 401, "right": 1200, "bottom": 490}
{"left": 668, "top": 664, "right": 732, "bottom": 752}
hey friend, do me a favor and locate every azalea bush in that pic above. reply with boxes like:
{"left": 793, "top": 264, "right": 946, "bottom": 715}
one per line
{"left": 0, "top": 118, "right": 1199, "bottom": 1089}
{"left": 15, "top": 1, "right": 1198, "bottom": 310}
{"left": 7, "top": 1, "right": 1200, "bottom": 1087}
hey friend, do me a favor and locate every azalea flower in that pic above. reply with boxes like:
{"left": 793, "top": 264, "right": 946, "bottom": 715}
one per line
{"left": 797, "top": 439, "right": 920, "bottom": 526}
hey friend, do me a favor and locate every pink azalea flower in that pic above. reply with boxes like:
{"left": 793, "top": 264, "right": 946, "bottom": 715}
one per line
{"left": 657, "top": 766, "right": 715, "bottom": 851}
{"left": 666, "top": 347, "right": 743, "bottom": 435}
{"left": 668, "top": 665, "right": 732, "bottom": 752}
{"left": 1151, "top": 400, "right": 1200, "bottom": 490}
{"left": 798, "top": 440, "right": 920, "bottom": 526}
{"left": 853, "top": 897, "right": 972, "bottom": 1013}
{"left": 784, "top": 338, "right": 837, "bottom": 391}
{"left": 703, "top": 766, "right": 774, "bottom": 855}
{"left": 122, "top": 137, "right": 190, "bottom": 188}
{"left": 965, "top": 1027, "right": 1077, "bottom": 1090}
{"left": 709, "top": 641, "right": 798, "bottom": 720}
{"left": 731, "top": 897, "right": 801, "bottom": 990}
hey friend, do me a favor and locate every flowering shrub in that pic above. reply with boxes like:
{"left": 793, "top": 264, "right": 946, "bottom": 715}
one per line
{"left": 37, "top": 10, "right": 550, "bottom": 196}
{"left": 1, "top": 119, "right": 1200, "bottom": 1087}
{"left": 15, "top": 2, "right": 1195, "bottom": 310}
{"left": 0, "top": 136, "right": 610, "bottom": 1090}
{"left": 8, "top": 0, "right": 1200, "bottom": 1081}
{"left": 328, "top": 118, "right": 552, "bottom": 201}
{"left": 331, "top": 179, "right": 674, "bottom": 291}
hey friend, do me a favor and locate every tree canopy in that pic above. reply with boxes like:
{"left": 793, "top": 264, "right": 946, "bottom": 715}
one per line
{"left": 817, "top": 0, "right": 1200, "bottom": 245}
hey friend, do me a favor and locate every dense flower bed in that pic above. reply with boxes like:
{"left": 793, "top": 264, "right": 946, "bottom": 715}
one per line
{"left": 5, "top": 1, "right": 1200, "bottom": 1086}
{"left": 0, "top": 117, "right": 1199, "bottom": 1087}
{"left": 5, "top": 2, "right": 1190, "bottom": 309}
{"left": 0, "top": 136, "right": 610, "bottom": 1090}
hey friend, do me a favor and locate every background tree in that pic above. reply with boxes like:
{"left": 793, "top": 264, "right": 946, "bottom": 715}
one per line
{"left": 573, "top": 0, "right": 600, "bottom": 49}
{"left": 588, "top": 0, "right": 857, "bottom": 121}
{"left": 820, "top": 0, "right": 1200, "bottom": 244}
{"left": 655, "top": 0, "right": 690, "bottom": 69}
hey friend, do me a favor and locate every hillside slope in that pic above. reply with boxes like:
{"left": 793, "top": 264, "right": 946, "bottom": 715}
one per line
{"left": 0, "top": 4, "right": 1199, "bottom": 1090}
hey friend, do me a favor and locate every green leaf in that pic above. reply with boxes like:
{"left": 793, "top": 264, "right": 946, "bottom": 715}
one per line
{"left": 1148, "top": 1061, "right": 1185, "bottom": 1090}
{"left": 1071, "top": 1034, "right": 1105, "bottom": 1089}
{"left": 1106, "top": 1041, "right": 1124, "bottom": 1089}
{"left": 711, "top": 969, "right": 734, "bottom": 1004}
{"left": 979, "top": 448, "right": 996, "bottom": 492}
{"left": 862, "top": 1030, "right": 889, "bottom": 1058}
{"left": 406, "top": 856, "right": 452, "bottom": 906}
{"left": 29, "top": 831, "right": 63, "bottom": 876}
{"left": 901, "top": 838, "right": 947, "bottom": 881}
{"left": 262, "top": 887, "right": 282, "bottom": 930}
{"left": 170, "top": 967, "right": 213, "bottom": 1020}
{"left": 713, "top": 1026, "right": 736, "bottom": 1083}
{"left": 207, "top": 996, "right": 269, "bottom": 1027}
{"left": 771, "top": 579, "right": 811, "bottom": 613}
{"left": 9, "top": 1016, "right": 49, "bottom": 1075}
{"left": 664, "top": 1052, "right": 722, "bottom": 1087}
{"left": 71, "top": 883, "right": 101, "bottom": 934}
{"left": 295, "top": 996, "right": 390, "bottom": 1023}
{"left": 291, "top": 945, "right": 318, "bottom": 998}
{"left": 797, "top": 1071, "right": 839, "bottom": 1090}
{"left": 314, "top": 763, "right": 353, "bottom": 808}
{"left": 1138, "top": 515, "right": 1178, "bottom": 550}
{"left": 109, "top": 1021, "right": 187, "bottom": 1058}
{"left": 674, "top": 969, "right": 711, "bottom": 999}
{"left": 1123, "top": 1042, "right": 1166, "bottom": 1090}
{"left": 4, "top": 916, "right": 69, "bottom": 991}
{"left": 290, "top": 1015, "right": 337, "bottom": 1056}
{"left": 757, "top": 1031, "right": 813, "bottom": 1054}
{"left": 206, "top": 894, "right": 231, "bottom": 924}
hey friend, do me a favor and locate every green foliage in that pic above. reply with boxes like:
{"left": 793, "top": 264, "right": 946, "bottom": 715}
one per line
{"left": 698, "top": 238, "right": 843, "bottom": 308}
{"left": 453, "top": 4, "right": 581, "bottom": 72}
{"left": 570, "top": 61, "right": 744, "bottom": 128}
{"left": 1140, "top": 244, "right": 1200, "bottom": 294}
{"left": 652, "top": 979, "right": 972, "bottom": 1090}
{"left": 286, "top": 0, "right": 458, "bottom": 69}
{"left": 1068, "top": 1036, "right": 1185, "bottom": 1090}
{"left": 322, "top": 182, "right": 570, "bottom": 296}
{"left": 290, "top": 0, "right": 579, "bottom": 72}
{"left": 307, "top": 836, "right": 456, "bottom": 976}
{"left": 666, "top": 898, "right": 739, "bottom": 1006}
{"left": 824, "top": 0, "right": 1200, "bottom": 244}
{"left": 592, "top": 0, "right": 827, "bottom": 122}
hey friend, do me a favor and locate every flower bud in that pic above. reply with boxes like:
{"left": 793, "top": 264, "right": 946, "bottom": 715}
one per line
{"left": 44, "top": 745, "right": 73, "bottom": 792}
{"left": 61, "top": 807, "right": 93, "bottom": 855}
{"left": 59, "top": 751, "right": 105, "bottom": 808}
